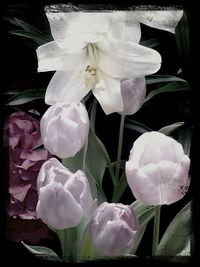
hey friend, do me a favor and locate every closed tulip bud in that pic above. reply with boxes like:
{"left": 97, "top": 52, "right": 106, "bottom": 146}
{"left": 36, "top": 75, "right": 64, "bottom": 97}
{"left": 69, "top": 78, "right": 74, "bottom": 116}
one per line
{"left": 120, "top": 78, "right": 146, "bottom": 115}
{"left": 125, "top": 131, "right": 190, "bottom": 205}
{"left": 40, "top": 102, "right": 89, "bottom": 158}
{"left": 36, "top": 158, "right": 93, "bottom": 229}
{"left": 89, "top": 202, "right": 139, "bottom": 257}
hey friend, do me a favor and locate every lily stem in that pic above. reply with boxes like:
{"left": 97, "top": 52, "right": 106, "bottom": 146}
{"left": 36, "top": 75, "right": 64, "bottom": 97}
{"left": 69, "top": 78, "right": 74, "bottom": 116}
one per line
{"left": 152, "top": 205, "right": 161, "bottom": 256}
{"left": 115, "top": 115, "right": 125, "bottom": 182}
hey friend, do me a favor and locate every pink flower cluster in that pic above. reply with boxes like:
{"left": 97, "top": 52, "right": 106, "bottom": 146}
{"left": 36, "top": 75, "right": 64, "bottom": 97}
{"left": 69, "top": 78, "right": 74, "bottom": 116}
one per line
{"left": 5, "top": 110, "right": 52, "bottom": 243}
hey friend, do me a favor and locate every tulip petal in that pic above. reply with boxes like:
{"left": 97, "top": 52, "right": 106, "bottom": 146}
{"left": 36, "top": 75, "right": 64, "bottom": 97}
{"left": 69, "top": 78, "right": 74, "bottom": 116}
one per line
{"left": 37, "top": 158, "right": 64, "bottom": 190}
{"left": 92, "top": 70, "right": 123, "bottom": 115}
{"left": 45, "top": 58, "right": 91, "bottom": 105}
{"left": 134, "top": 10, "right": 183, "bottom": 34}
{"left": 120, "top": 77, "right": 146, "bottom": 115}
{"left": 97, "top": 38, "right": 161, "bottom": 79}
{"left": 37, "top": 183, "right": 83, "bottom": 229}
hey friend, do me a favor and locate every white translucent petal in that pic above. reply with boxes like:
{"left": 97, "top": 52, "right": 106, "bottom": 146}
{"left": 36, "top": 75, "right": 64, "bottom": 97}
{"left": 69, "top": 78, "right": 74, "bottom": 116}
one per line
{"left": 108, "top": 12, "right": 141, "bottom": 42}
{"left": 134, "top": 10, "right": 184, "bottom": 34}
{"left": 92, "top": 70, "right": 123, "bottom": 115}
{"left": 97, "top": 38, "right": 161, "bottom": 78}
{"left": 46, "top": 12, "right": 110, "bottom": 49}
{"left": 45, "top": 56, "right": 91, "bottom": 105}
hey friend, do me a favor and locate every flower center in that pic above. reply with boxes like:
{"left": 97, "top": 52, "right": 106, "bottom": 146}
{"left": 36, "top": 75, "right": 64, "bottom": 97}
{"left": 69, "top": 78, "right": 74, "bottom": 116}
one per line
{"left": 84, "top": 44, "right": 98, "bottom": 89}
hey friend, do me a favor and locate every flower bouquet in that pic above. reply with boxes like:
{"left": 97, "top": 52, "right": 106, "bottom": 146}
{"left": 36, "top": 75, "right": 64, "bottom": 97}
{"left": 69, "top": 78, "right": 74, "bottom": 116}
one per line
{"left": 3, "top": 4, "right": 193, "bottom": 264}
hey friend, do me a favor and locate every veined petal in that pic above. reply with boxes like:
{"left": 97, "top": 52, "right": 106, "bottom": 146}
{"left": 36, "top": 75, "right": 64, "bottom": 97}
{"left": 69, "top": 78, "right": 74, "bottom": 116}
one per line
{"left": 46, "top": 11, "right": 110, "bottom": 50}
{"left": 97, "top": 38, "right": 161, "bottom": 78}
{"left": 108, "top": 11, "right": 141, "bottom": 42}
{"left": 92, "top": 70, "right": 123, "bottom": 115}
{"left": 45, "top": 58, "right": 91, "bottom": 105}
{"left": 134, "top": 10, "right": 183, "bottom": 34}
{"left": 37, "top": 41, "right": 86, "bottom": 72}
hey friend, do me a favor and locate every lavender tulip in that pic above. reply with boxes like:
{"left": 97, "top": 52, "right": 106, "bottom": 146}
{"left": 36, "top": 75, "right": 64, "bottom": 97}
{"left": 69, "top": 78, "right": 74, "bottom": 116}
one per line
{"left": 36, "top": 158, "right": 93, "bottom": 229}
{"left": 120, "top": 78, "right": 146, "bottom": 115}
{"left": 40, "top": 102, "right": 89, "bottom": 158}
{"left": 89, "top": 202, "right": 139, "bottom": 257}
{"left": 125, "top": 131, "right": 190, "bottom": 205}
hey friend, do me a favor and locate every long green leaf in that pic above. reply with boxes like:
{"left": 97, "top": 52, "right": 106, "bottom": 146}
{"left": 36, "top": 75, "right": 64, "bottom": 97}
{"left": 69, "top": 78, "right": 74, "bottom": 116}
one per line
{"left": 175, "top": 11, "right": 190, "bottom": 74}
{"left": 130, "top": 205, "right": 156, "bottom": 254}
{"left": 125, "top": 118, "right": 152, "bottom": 134}
{"left": 21, "top": 241, "right": 62, "bottom": 261}
{"left": 86, "top": 129, "right": 106, "bottom": 187}
{"left": 140, "top": 38, "right": 162, "bottom": 48}
{"left": 146, "top": 75, "right": 187, "bottom": 85}
{"left": 144, "top": 82, "right": 190, "bottom": 103}
{"left": 158, "top": 122, "right": 185, "bottom": 135}
{"left": 9, "top": 30, "right": 48, "bottom": 45}
{"left": 8, "top": 17, "right": 44, "bottom": 35}
{"left": 178, "top": 126, "right": 193, "bottom": 156}
{"left": 156, "top": 201, "right": 192, "bottom": 256}
{"left": 112, "top": 172, "right": 128, "bottom": 202}
{"left": 7, "top": 89, "right": 45, "bottom": 105}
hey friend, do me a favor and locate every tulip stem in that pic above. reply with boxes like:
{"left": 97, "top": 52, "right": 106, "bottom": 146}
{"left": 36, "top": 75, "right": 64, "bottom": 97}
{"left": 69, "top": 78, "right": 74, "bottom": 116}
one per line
{"left": 57, "top": 227, "right": 78, "bottom": 263}
{"left": 115, "top": 115, "right": 125, "bottom": 182}
{"left": 82, "top": 138, "right": 88, "bottom": 173}
{"left": 152, "top": 205, "right": 161, "bottom": 256}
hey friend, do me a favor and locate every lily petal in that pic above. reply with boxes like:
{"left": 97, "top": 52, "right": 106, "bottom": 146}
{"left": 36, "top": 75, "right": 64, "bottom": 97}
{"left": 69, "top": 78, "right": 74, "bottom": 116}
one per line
{"left": 109, "top": 12, "right": 141, "bottom": 42}
{"left": 134, "top": 10, "right": 183, "bottom": 34}
{"left": 92, "top": 70, "right": 123, "bottom": 115}
{"left": 37, "top": 41, "right": 86, "bottom": 72}
{"left": 46, "top": 12, "right": 110, "bottom": 50}
{"left": 97, "top": 38, "right": 161, "bottom": 78}
{"left": 45, "top": 57, "right": 91, "bottom": 105}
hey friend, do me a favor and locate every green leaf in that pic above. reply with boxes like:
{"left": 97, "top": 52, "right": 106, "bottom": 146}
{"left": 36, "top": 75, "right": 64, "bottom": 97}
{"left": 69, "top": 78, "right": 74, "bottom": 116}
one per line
{"left": 62, "top": 148, "right": 84, "bottom": 173}
{"left": 90, "top": 98, "right": 98, "bottom": 131}
{"left": 130, "top": 204, "right": 156, "bottom": 254}
{"left": 125, "top": 118, "right": 152, "bottom": 134}
{"left": 158, "top": 122, "right": 185, "bottom": 135}
{"left": 79, "top": 230, "right": 97, "bottom": 262}
{"left": 86, "top": 129, "right": 106, "bottom": 187}
{"left": 21, "top": 241, "right": 62, "bottom": 261}
{"left": 111, "top": 160, "right": 125, "bottom": 170}
{"left": 175, "top": 12, "right": 190, "bottom": 74}
{"left": 90, "top": 128, "right": 116, "bottom": 186}
{"left": 146, "top": 75, "right": 187, "bottom": 85}
{"left": 9, "top": 30, "right": 48, "bottom": 45}
{"left": 7, "top": 89, "right": 45, "bottom": 105}
{"left": 130, "top": 200, "right": 152, "bottom": 217}
{"left": 144, "top": 82, "right": 190, "bottom": 103}
{"left": 140, "top": 38, "right": 162, "bottom": 48}
{"left": 112, "top": 172, "right": 128, "bottom": 202}
{"left": 178, "top": 126, "right": 193, "bottom": 156}
{"left": 156, "top": 201, "right": 192, "bottom": 256}
{"left": 7, "top": 17, "right": 44, "bottom": 35}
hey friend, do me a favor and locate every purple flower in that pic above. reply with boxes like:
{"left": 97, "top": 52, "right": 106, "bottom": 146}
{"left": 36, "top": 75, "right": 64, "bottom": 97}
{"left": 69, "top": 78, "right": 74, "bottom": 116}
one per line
{"left": 36, "top": 158, "right": 93, "bottom": 229}
{"left": 125, "top": 131, "right": 191, "bottom": 205}
{"left": 4, "top": 110, "right": 52, "bottom": 243}
{"left": 40, "top": 102, "right": 89, "bottom": 159}
{"left": 89, "top": 202, "right": 139, "bottom": 257}
{"left": 120, "top": 78, "right": 146, "bottom": 115}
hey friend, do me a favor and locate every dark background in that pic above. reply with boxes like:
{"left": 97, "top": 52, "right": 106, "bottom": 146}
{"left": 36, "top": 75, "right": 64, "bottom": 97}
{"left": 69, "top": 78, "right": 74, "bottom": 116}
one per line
{"left": 1, "top": 2, "right": 199, "bottom": 266}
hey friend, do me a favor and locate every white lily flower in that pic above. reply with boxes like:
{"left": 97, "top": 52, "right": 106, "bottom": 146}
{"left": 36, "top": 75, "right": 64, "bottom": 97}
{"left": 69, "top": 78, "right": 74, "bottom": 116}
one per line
{"left": 133, "top": 10, "right": 184, "bottom": 34}
{"left": 37, "top": 11, "right": 161, "bottom": 114}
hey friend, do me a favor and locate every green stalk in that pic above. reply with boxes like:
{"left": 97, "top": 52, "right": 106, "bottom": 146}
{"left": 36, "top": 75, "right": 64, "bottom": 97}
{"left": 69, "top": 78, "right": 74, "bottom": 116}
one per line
{"left": 152, "top": 205, "right": 161, "bottom": 256}
{"left": 115, "top": 115, "right": 125, "bottom": 182}
{"left": 57, "top": 227, "right": 78, "bottom": 263}
{"left": 82, "top": 138, "right": 88, "bottom": 173}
